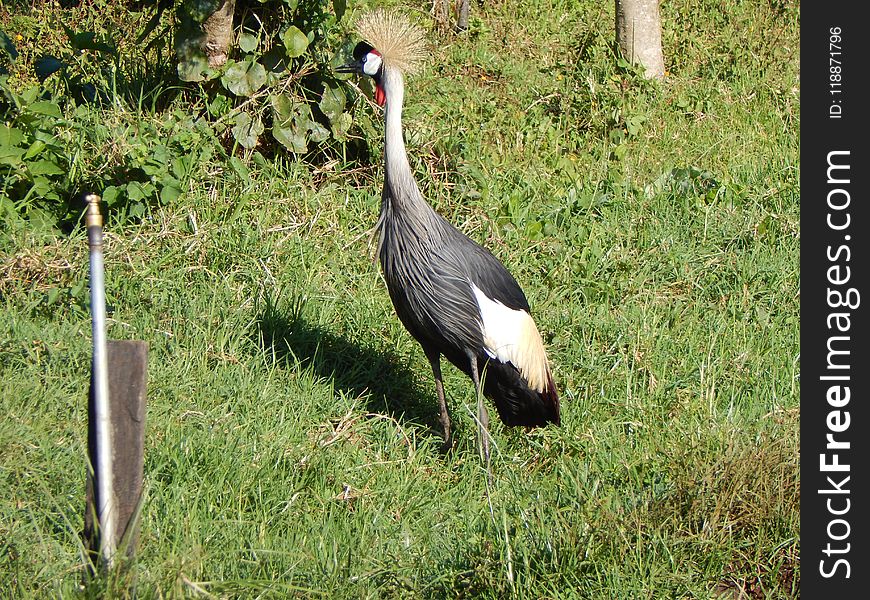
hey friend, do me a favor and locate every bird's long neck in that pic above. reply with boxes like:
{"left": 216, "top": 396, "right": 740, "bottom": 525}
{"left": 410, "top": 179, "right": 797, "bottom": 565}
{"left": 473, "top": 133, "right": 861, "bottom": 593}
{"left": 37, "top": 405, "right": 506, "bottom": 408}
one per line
{"left": 380, "top": 67, "right": 424, "bottom": 213}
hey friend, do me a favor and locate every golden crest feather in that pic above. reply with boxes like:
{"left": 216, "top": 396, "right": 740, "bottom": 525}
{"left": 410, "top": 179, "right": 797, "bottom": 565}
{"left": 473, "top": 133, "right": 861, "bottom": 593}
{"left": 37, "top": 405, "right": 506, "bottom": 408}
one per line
{"left": 355, "top": 8, "right": 427, "bottom": 74}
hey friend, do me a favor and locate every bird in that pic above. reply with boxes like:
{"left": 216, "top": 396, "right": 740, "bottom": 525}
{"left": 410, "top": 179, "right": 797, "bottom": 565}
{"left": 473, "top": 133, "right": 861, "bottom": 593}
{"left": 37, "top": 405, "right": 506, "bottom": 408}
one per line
{"left": 337, "top": 9, "right": 559, "bottom": 466}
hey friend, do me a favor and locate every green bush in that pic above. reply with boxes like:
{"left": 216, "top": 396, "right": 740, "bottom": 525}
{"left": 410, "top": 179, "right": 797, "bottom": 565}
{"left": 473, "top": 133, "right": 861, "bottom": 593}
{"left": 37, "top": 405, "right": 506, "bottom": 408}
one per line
{"left": 0, "top": 79, "right": 69, "bottom": 227}
{"left": 176, "top": 0, "right": 354, "bottom": 153}
{"left": 0, "top": 0, "right": 359, "bottom": 229}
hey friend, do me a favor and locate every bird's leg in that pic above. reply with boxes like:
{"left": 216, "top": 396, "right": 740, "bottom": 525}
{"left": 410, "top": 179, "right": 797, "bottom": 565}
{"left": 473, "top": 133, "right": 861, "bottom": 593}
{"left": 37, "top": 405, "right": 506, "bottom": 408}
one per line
{"left": 426, "top": 350, "right": 451, "bottom": 451}
{"left": 468, "top": 354, "right": 491, "bottom": 479}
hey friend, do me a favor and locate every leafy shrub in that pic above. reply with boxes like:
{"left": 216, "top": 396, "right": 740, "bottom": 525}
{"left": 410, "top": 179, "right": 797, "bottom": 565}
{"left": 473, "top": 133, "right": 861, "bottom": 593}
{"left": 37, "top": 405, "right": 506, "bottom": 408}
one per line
{"left": 0, "top": 80, "right": 69, "bottom": 227}
{"left": 0, "top": 0, "right": 363, "bottom": 228}
{"left": 175, "top": 0, "right": 354, "bottom": 154}
{"left": 0, "top": 74, "right": 221, "bottom": 228}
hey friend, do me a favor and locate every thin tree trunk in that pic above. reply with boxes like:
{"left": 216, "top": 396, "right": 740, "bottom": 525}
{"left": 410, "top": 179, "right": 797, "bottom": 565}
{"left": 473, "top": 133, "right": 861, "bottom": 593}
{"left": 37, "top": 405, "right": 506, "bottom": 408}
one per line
{"left": 457, "top": 0, "right": 470, "bottom": 31}
{"left": 202, "top": 0, "right": 236, "bottom": 68}
{"left": 615, "top": 0, "right": 665, "bottom": 79}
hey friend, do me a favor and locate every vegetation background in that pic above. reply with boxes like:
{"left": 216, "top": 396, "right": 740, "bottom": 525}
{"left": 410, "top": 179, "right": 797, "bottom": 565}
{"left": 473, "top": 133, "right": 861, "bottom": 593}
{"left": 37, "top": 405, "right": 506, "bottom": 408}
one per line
{"left": 1, "top": 0, "right": 799, "bottom": 597}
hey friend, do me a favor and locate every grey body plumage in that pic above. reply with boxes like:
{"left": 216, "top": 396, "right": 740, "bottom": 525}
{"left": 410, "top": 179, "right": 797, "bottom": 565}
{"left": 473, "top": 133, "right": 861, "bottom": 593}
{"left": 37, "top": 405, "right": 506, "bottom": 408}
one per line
{"left": 378, "top": 177, "right": 557, "bottom": 427}
{"left": 339, "top": 10, "right": 559, "bottom": 455}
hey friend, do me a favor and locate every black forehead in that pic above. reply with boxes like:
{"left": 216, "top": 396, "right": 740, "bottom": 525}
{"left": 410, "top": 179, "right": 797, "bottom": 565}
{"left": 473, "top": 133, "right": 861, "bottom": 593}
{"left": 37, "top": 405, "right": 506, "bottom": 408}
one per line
{"left": 352, "top": 41, "right": 375, "bottom": 60}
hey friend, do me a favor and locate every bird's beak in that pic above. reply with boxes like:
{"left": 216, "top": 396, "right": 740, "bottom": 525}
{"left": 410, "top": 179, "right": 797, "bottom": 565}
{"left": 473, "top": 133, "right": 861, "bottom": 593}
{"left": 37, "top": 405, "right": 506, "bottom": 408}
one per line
{"left": 335, "top": 62, "right": 359, "bottom": 74}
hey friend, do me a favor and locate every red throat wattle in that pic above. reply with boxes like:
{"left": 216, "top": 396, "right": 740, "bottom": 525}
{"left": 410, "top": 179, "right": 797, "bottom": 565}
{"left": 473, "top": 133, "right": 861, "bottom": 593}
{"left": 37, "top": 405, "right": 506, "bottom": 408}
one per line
{"left": 375, "top": 83, "right": 386, "bottom": 107}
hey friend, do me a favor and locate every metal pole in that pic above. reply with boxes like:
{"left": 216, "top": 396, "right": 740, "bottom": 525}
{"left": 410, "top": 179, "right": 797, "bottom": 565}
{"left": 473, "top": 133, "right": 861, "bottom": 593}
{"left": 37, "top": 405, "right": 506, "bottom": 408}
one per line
{"left": 86, "top": 193, "right": 116, "bottom": 566}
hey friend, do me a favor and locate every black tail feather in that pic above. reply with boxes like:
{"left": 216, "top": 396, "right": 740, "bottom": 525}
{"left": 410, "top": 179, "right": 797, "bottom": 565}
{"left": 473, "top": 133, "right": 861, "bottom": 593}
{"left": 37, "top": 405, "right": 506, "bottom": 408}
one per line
{"left": 479, "top": 358, "right": 560, "bottom": 427}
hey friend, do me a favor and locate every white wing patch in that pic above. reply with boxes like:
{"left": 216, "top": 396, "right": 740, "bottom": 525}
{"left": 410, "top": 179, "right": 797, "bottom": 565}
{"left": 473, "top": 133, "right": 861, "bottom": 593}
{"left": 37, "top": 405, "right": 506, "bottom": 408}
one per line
{"left": 471, "top": 284, "right": 550, "bottom": 393}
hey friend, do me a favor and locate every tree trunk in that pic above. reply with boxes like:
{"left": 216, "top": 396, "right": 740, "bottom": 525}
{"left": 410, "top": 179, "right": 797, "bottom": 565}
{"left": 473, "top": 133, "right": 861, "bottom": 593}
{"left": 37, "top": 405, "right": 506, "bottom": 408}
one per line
{"left": 202, "top": 0, "right": 236, "bottom": 68}
{"left": 456, "top": 0, "right": 470, "bottom": 31}
{"left": 615, "top": 0, "right": 665, "bottom": 79}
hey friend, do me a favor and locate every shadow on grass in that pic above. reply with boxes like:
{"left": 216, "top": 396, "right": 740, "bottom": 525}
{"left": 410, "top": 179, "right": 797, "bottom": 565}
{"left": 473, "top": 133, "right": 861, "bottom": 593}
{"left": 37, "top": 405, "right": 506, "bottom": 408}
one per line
{"left": 253, "top": 294, "right": 445, "bottom": 438}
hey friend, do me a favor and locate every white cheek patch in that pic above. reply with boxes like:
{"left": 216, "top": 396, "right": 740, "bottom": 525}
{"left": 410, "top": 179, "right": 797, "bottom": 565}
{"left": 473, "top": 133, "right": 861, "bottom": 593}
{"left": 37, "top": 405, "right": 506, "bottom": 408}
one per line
{"left": 363, "top": 52, "right": 382, "bottom": 76}
{"left": 470, "top": 284, "right": 550, "bottom": 392}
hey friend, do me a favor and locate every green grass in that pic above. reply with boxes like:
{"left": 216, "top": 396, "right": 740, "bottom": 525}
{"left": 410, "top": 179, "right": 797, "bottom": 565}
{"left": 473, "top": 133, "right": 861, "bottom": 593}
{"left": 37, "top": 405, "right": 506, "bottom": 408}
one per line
{"left": 1, "top": 0, "right": 799, "bottom": 597}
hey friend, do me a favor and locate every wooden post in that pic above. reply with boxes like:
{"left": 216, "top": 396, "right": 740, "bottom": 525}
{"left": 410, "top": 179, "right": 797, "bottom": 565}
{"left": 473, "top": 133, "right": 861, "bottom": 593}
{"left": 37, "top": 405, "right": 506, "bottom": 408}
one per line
{"left": 84, "top": 340, "right": 148, "bottom": 571}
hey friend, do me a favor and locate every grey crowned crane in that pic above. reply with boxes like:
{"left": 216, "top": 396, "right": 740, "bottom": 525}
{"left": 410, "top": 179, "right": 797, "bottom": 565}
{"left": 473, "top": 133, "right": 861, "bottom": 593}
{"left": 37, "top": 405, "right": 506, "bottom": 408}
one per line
{"left": 338, "top": 10, "right": 559, "bottom": 465}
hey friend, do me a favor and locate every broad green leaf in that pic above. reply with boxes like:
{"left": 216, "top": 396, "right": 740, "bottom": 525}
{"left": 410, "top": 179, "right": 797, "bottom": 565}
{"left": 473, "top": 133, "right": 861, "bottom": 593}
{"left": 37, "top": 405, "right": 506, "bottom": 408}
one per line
{"left": 221, "top": 59, "right": 267, "bottom": 97}
{"left": 160, "top": 181, "right": 183, "bottom": 204}
{"left": 22, "top": 205, "right": 57, "bottom": 230}
{"left": 102, "top": 186, "right": 120, "bottom": 207}
{"left": 126, "top": 181, "right": 154, "bottom": 202}
{"left": 0, "top": 124, "right": 25, "bottom": 148}
{"left": 171, "top": 156, "right": 191, "bottom": 179}
{"left": 330, "top": 112, "right": 352, "bottom": 141}
{"left": 272, "top": 124, "right": 308, "bottom": 153}
{"left": 0, "top": 124, "right": 25, "bottom": 166}
{"left": 27, "top": 159, "right": 65, "bottom": 176}
{"left": 29, "top": 175, "right": 55, "bottom": 197}
{"left": 32, "top": 129, "right": 62, "bottom": 150}
{"left": 319, "top": 82, "right": 346, "bottom": 121}
{"left": 295, "top": 102, "right": 313, "bottom": 122}
{"left": 17, "top": 86, "right": 39, "bottom": 105}
{"left": 262, "top": 47, "right": 289, "bottom": 76}
{"left": 281, "top": 26, "right": 309, "bottom": 58}
{"left": 231, "top": 112, "right": 264, "bottom": 149}
{"left": 151, "top": 144, "right": 170, "bottom": 167}
{"left": 307, "top": 121, "right": 329, "bottom": 143}
{"left": 612, "top": 143, "right": 628, "bottom": 161}
{"left": 525, "top": 220, "right": 543, "bottom": 240}
{"left": 271, "top": 97, "right": 307, "bottom": 153}
{"left": 238, "top": 32, "right": 258, "bottom": 53}
{"left": 128, "top": 202, "right": 146, "bottom": 219}
{"left": 0, "top": 195, "right": 18, "bottom": 222}
{"left": 625, "top": 114, "right": 646, "bottom": 137}
{"left": 0, "top": 147, "right": 25, "bottom": 167}
{"left": 271, "top": 93, "right": 297, "bottom": 121}
{"left": 28, "top": 101, "right": 63, "bottom": 118}
{"left": 141, "top": 158, "right": 166, "bottom": 178}
{"left": 24, "top": 140, "right": 47, "bottom": 160}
